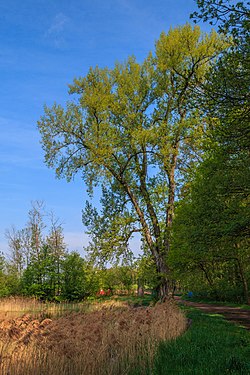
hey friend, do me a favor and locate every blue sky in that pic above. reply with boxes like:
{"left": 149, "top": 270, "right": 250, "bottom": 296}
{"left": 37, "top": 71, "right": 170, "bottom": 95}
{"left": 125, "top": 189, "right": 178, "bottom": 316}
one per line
{"left": 0, "top": 0, "right": 207, "bottom": 256}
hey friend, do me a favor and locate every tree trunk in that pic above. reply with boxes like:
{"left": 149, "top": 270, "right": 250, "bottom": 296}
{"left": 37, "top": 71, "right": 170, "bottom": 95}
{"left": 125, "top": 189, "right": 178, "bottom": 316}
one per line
{"left": 237, "top": 258, "right": 249, "bottom": 304}
{"left": 156, "top": 278, "right": 169, "bottom": 300}
{"left": 199, "top": 262, "right": 220, "bottom": 300}
{"left": 155, "top": 253, "right": 169, "bottom": 300}
{"left": 118, "top": 174, "right": 171, "bottom": 300}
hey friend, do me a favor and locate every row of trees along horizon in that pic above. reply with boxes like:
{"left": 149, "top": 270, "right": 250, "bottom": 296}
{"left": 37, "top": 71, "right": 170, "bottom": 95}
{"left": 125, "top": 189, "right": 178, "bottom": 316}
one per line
{"left": 1, "top": 0, "right": 249, "bottom": 303}
{"left": 1, "top": 201, "right": 159, "bottom": 300}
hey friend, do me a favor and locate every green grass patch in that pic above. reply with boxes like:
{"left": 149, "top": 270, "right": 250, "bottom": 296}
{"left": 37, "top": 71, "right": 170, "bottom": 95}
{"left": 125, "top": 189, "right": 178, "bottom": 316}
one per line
{"left": 131, "top": 308, "right": 250, "bottom": 375}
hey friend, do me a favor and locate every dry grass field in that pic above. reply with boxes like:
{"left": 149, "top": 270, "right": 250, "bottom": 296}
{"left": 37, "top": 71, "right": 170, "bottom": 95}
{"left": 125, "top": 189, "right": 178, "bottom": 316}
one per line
{"left": 0, "top": 297, "right": 187, "bottom": 375}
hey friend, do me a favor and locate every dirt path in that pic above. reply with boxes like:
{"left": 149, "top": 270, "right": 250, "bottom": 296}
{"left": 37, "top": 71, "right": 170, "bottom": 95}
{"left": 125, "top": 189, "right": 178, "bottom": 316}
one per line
{"left": 174, "top": 296, "right": 250, "bottom": 330}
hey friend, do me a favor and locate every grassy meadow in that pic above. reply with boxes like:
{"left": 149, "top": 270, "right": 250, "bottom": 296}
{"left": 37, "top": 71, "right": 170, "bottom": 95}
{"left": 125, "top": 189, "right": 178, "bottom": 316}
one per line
{"left": 150, "top": 308, "right": 250, "bottom": 375}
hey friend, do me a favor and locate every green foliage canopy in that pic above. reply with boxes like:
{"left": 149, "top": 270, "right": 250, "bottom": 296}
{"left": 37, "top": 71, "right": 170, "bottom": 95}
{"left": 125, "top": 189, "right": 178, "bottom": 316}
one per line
{"left": 169, "top": 0, "right": 250, "bottom": 302}
{"left": 38, "top": 24, "right": 226, "bottom": 297}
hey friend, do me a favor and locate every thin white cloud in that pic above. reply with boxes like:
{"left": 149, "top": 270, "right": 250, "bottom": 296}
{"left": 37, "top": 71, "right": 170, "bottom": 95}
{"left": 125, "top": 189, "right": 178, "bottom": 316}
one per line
{"left": 118, "top": 0, "right": 135, "bottom": 12}
{"left": 45, "top": 13, "right": 70, "bottom": 48}
{"left": 47, "top": 13, "right": 69, "bottom": 35}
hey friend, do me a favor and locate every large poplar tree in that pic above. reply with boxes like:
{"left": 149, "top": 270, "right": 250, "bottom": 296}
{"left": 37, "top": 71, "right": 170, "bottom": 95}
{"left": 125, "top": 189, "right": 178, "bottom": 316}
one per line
{"left": 38, "top": 24, "right": 225, "bottom": 298}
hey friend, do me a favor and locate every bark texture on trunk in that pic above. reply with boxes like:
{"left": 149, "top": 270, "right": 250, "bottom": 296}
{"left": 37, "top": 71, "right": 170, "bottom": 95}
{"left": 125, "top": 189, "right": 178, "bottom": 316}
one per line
{"left": 155, "top": 251, "right": 170, "bottom": 299}
{"left": 237, "top": 259, "right": 249, "bottom": 304}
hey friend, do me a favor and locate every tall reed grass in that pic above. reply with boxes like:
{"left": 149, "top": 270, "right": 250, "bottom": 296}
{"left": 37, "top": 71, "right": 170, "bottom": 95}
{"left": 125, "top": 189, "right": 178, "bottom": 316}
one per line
{"left": 0, "top": 297, "right": 186, "bottom": 374}
{"left": 0, "top": 296, "right": 92, "bottom": 319}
